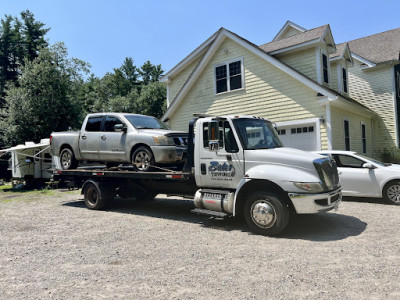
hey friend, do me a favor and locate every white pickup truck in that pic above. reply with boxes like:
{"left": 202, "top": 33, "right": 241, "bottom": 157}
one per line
{"left": 50, "top": 113, "right": 188, "bottom": 171}
{"left": 54, "top": 114, "right": 341, "bottom": 236}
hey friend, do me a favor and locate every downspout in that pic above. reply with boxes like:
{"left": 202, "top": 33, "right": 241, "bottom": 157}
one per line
{"left": 325, "top": 102, "right": 333, "bottom": 150}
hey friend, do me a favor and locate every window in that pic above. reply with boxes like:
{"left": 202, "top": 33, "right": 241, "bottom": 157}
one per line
{"left": 124, "top": 115, "right": 170, "bottom": 130}
{"left": 342, "top": 68, "right": 348, "bottom": 93}
{"left": 224, "top": 121, "right": 239, "bottom": 153}
{"left": 333, "top": 154, "right": 364, "bottom": 168}
{"left": 105, "top": 116, "right": 124, "bottom": 132}
{"left": 277, "top": 129, "right": 286, "bottom": 135}
{"left": 232, "top": 118, "right": 282, "bottom": 150}
{"left": 203, "top": 122, "right": 223, "bottom": 148}
{"left": 322, "top": 53, "right": 329, "bottom": 84}
{"left": 361, "top": 123, "right": 367, "bottom": 154}
{"left": 344, "top": 119, "right": 350, "bottom": 151}
{"left": 85, "top": 116, "right": 103, "bottom": 132}
{"left": 215, "top": 59, "right": 243, "bottom": 94}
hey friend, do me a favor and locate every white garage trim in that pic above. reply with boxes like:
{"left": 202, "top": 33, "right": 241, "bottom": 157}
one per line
{"left": 276, "top": 118, "right": 321, "bottom": 151}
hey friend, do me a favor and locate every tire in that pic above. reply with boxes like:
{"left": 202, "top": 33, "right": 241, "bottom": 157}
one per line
{"left": 83, "top": 182, "right": 115, "bottom": 210}
{"left": 383, "top": 180, "right": 400, "bottom": 205}
{"left": 131, "top": 146, "right": 155, "bottom": 172}
{"left": 60, "top": 148, "right": 78, "bottom": 170}
{"left": 244, "top": 191, "right": 289, "bottom": 236}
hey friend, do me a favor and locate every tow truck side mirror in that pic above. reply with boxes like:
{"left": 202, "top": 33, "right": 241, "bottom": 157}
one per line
{"left": 208, "top": 121, "right": 220, "bottom": 152}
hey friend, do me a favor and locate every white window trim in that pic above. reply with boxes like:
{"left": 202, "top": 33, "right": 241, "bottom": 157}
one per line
{"left": 337, "top": 63, "right": 348, "bottom": 95}
{"left": 275, "top": 118, "right": 321, "bottom": 151}
{"left": 344, "top": 118, "right": 351, "bottom": 151}
{"left": 361, "top": 122, "right": 367, "bottom": 154}
{"left": 321, "top": 50, "right": 330, "bottom": 85}
{"left": 214, "top": 57, "right": 245, "bottom": 95}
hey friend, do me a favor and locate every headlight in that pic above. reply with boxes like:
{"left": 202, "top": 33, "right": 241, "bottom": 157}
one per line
{"left": 293, "top": 182, "right": 324, "bottom": 193}
{"left": 153, "top": 135, "right": 174, "bottom": 145}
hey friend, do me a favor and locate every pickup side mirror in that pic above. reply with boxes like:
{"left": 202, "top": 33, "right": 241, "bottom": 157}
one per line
{"left": 362, "top": 162, "right": 376, "bottom": 169}
{"left": 114, "top": 124, "right": 127, "bottom": 132}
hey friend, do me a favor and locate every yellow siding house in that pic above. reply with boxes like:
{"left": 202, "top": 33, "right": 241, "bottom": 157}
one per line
{"left": 161, "top": 21, "right": 400, "bottom": 157}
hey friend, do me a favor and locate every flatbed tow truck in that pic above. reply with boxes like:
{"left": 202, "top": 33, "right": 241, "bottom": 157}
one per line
{"left": 53, "top": 115, "right": 341, "bottom": 236}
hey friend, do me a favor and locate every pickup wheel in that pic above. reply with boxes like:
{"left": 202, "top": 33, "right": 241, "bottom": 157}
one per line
{"left": 131, "top": 146, "right": 155, "bottom": 172}
{"left": 244, "top": 191, "right": 289, "bottom": 236}
{"left": 60, "top": 148, "right": 78, "bottom": 170}
{"left": 383, "top": 180, "right": 400, "bottom": 205}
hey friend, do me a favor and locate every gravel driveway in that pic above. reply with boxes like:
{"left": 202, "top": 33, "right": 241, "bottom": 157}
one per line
{"left": 0, "top": 188, "right": 399, "bottom": 299}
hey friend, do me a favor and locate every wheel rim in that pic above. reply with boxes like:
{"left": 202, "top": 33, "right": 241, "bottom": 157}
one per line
{"left": 61, "top": 151, "right": 71, "bottom": 169}
{"left": 134, "top": 151, "right": 151, "bottom": 171}
{"left": 250, "top": 199, "right": 277, "bottom": 228}
{"left": 387, "top": 184, "right": 400, "bottom": 203}
{"left": 87, "top": 186, "right": 98, "bottom": 205}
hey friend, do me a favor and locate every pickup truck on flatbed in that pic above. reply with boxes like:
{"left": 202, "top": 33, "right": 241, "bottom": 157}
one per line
{"left": 54, "top": 114, "right": 342, "bottom": 236}
{"left": 50, "top": 113, "right": 188, "bottom": 171}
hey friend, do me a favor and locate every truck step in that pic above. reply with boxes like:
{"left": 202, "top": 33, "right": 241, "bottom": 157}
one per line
{"left": 191, "top": 208, "right": 227, "bottom": 218}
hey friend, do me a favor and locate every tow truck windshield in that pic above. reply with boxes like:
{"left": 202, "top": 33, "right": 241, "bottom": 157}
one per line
{"left": 233, "top": 118, "right": 283, "bottom": 150}
{"left": 124, "top": 114, "right": 170, "bottom": 130}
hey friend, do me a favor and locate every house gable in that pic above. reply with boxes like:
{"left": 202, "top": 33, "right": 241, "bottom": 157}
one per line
{"left": 162, "top": 28, "right": 339, "bottom": 122}
{"left": 272, "top": 21, "right": 306, "bottom": 41}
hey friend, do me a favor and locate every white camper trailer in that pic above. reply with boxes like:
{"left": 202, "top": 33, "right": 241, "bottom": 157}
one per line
{"left": 0, "top": 139, "right": 54, "bottom": 187}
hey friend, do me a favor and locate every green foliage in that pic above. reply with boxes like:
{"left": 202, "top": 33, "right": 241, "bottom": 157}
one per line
{"left": 2, "top": 43, "right": 89, "bottom": 146}
{"left": 0, "top": 10, "right": 49, "bottom": 99}
{"left": 135, "top": 82, "right": 166, "bottom": 119}
{"left": 376, "top": 147, "right": 400, "bottom": 164}
{"left": 80, "top": 58, "right": 166, "bottom": 118}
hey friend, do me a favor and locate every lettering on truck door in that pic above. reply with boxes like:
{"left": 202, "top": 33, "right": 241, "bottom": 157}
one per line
{"left": 198, "top": 120, "right": 244, "bottom": 189}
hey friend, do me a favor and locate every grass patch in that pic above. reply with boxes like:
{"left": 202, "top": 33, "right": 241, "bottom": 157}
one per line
{"left": 0, "top": 184, "right": 12, "bottom": 190}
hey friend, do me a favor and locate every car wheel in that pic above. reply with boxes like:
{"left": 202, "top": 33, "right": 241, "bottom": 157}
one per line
{"left": 383, "top": 180, "right": 400, "bottom": 205}
{"left": 244, "top": 191, "right": 289, "bottom": 236}
{"left": 60, "top": 148, "right": 78, "bottom": 170}
{"left": 131, "top": 146, "right": 155, "bottom": 172}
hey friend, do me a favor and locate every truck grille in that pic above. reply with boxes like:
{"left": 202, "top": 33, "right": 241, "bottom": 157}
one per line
{"left": 313, "top": 158, "right": 340, "bottom": 191}
{"left": 173, "top": 137, "right": 188, "bottom": 146}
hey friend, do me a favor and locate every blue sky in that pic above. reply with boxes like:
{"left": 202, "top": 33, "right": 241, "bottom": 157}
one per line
{"left": 1, "top": 0, "right": 399, "bottom": 78}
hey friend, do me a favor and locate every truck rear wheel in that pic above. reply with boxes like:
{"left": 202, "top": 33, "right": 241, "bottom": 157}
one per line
{"left": 83, "top": 181, "right": 115, "bottom": 210}
{"left": 244, "top": 191, "right": 289, "bottom": 236}
{"left": 60, "top": 148, "right": 78, "bottom": 170}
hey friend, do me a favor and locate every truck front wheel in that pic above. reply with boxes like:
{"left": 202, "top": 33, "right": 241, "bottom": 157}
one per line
{"left": 244, "top": 191, "right": 289, "bottom": 236}
{"left": 60, "top": 148, "right": 78, "bottom": 170}
{"left": 131, "top": 146, "right": 155, "bottom": 172}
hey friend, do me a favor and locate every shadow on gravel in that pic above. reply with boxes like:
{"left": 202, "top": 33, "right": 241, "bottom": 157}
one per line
{"left": 63, "top": 196, "right": 367, "bottom": 241}
{"left": 282, "top": 213, "right": 367, "bottom": 241}
{"left": 343, "top": 196, "right": 389, "bottom": 205}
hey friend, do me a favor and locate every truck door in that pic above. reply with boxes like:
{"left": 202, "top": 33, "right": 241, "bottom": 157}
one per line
{"left": 196, "top": 120, "right": 244, "bottom": 189}
{"left": 79, "top": 116, "right": 103, "bottom": 160}
{"left": 99, "top": 115, "right": 127, "bottom": 162}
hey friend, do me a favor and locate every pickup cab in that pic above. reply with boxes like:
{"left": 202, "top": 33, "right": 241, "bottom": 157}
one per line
{"left": 54, "top": 114, "right": 342, "bottom": 236}
{"left": 50, "top": 113, "right": 188, "bottom": 171}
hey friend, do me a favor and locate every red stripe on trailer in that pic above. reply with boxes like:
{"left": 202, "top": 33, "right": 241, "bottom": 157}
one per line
{"left": 172, "top": 174, "right": 183, "bottom": 179}
{"left": 93, "top": 172, "right": 104, "bottom": 176}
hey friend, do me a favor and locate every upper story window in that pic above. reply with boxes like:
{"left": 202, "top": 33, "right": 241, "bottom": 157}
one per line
{"left": 342, "top": 68, "right": 348, "bottom": 94}
{"left": 322, "top": 53, "right": 329, "bottom": 84}
{"left": 215, "top": 58, "right": 243, "bottom": 94}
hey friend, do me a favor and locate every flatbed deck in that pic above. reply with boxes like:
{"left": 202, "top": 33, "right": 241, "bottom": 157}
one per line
{"left": 53, "top": 169, "right": 192, "bottom": 180}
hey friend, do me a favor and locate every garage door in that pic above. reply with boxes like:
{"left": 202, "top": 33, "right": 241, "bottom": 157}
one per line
{"left": 277, "top": 123, "right": 318, "bottom": 151}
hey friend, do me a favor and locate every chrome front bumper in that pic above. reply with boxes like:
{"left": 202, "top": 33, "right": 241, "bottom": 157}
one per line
{"left": 288, "top": 188, "right": 342, "bottom": 214}
{"left": 150, "top": 145, "right": 185, "bottom": 164}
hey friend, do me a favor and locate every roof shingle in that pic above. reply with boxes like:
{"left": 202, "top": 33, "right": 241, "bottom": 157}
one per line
{"left": 259, "top": 25, "right": 328, "bottom": 53}
{"left": 345, "top": 28, "right": 400, "bottom": 64}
